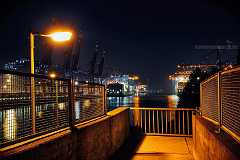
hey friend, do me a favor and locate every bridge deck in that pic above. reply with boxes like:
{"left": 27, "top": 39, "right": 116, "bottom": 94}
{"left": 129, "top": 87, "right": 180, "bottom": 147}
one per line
{"left": 113, "top": 136, "right": 193, "bottom": 160}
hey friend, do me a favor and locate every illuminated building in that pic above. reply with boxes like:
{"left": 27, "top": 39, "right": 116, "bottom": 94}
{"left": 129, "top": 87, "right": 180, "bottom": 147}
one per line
{"left": 103, "top": 74, "right": 142, "bottom": 96}
{"left": 4, "top": 58, "right": 50, "bottom": 74}
{"left": 3, "top": 58, "right": 70, "bottom": 77}
{"left": 4, "top": 58, "right": 30, "bottom": 72}
{"left": 136, "top": 84, "right": 148, "bottom": 96}
{"left": 107, "top": 83, "right": 124, "bottom": 97}
{"left": 169, "top": 64, "right": 217, "bottom": 94}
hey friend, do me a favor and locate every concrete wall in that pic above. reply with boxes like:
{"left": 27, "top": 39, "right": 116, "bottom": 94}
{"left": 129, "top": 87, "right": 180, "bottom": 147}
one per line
{"left": 1, "top": 107, "right": 130, "bottom": 160}
{"left": 192, "top": 115, "right": 240, "bottom": 160}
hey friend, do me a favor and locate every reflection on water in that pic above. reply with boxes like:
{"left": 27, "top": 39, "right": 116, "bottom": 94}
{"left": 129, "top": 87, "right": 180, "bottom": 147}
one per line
{"left": 83, "top": 99, "right": 91, "bottom": 108}
{"left": 107, "top": 95, "right": 179, "bottom": 111}
{"left": 3, "top": 109, "right": 17, "bottom": 141}
{"left": 107, "top": 96, "right": 134, "bottom": 110}
{"left": 58, "top": 103, "right": 66, "bottom": 110}
{"left": 0, "top": 98, "right": 104, "bottom": 144}
{"left": 1, "top": 103, "right": 67, "bottom": 144}
{"left": 75, "top": 101, "right": 80, "bottom": 120}
{"left": 167, "top": 95, "right": 179, "bottom": 108}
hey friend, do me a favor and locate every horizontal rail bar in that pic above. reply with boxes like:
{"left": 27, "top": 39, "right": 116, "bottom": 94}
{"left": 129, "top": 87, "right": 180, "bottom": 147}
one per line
{"left": 130, "top": 107, "right": 196, "bottom": 111}
{"left": 144, "top": 133, "right": 192, "bottom": 137}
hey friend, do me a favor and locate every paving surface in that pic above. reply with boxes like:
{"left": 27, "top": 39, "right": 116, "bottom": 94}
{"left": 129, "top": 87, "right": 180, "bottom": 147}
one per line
{"left": 130, "top": 136, "right": 193, "bottom": 160}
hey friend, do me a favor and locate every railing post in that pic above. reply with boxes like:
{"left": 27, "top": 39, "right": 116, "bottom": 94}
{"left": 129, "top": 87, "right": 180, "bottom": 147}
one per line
{"left": 30, "top": 75, "right": 36, "bottom": 133}
{"left": 217, "top": 72, "right": 222, "bottom": 133}
{"left": 68, "top": 79, "right": 74, "bottom": 129}
{"left": 103, "top": 85, "right": 107, "bottom": 114}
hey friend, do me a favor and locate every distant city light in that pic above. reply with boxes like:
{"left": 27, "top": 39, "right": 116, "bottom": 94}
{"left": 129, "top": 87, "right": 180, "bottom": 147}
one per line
{"left": 49, "top": 72, "right": 56, "bottom": 78}
{"left": 74, "top": 81, "right": 79, "bottom": 86}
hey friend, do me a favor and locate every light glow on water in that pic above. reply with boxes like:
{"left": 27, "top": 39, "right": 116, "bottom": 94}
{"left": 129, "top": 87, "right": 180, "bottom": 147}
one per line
{"left": 75, "top": 101, "right": 80, "bottom": 119}
{"left": 3, "top": 109, "right": 17, "bottom": 141}
{"left": 167, "top": 95, "right": 179, "bottom": 108}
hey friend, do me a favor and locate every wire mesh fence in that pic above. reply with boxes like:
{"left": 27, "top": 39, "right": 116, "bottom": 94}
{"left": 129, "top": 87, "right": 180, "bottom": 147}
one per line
{"left": 0, "top": 70, "right": 106, "bottom": 147}
{"left": 200, "top": 73, "right": 219, "bottom": 124}
{"left": 73, "top": 82, "right": 105, "bottom": 123}
{"left": 200, "top": 66, "right": 240, "bottom": 143}
{"left": 221, "top": 68, "right": 240, "bottom": 143}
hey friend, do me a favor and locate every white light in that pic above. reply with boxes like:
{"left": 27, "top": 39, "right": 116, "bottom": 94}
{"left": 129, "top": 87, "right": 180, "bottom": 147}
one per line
{"left": 49, "top": 32, "right": 72, "bottom": 42}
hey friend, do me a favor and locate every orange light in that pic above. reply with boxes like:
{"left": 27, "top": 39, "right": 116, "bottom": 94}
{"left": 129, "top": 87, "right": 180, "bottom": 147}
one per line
{"left": 48, "top": 32, "right": 72, "bottom": 42}
{"left": 49, "top": 72, "right": 56, "bottom": 78}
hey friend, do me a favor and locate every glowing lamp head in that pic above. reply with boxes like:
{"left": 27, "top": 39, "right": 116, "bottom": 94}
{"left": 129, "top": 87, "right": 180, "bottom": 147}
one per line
{"left": 49, "top": 32, "right": 72, "bottom": 42}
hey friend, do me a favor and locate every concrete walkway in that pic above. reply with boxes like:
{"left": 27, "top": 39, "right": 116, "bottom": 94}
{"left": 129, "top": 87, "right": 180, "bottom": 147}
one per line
{"left": 130, "top": 136, "right": 193, "bottom": 160}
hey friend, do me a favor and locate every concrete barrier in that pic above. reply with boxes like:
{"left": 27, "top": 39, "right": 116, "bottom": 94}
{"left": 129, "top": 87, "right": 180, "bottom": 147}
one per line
{"left": 0, "top": 107, "right": 130, "bottom": 160}
{"left": 192, "top": 115, "right": 240, "bottom": 160}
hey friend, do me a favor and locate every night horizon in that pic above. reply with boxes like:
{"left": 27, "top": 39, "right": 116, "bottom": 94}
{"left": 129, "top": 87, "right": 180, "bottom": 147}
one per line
{"left": 1, "top": 0, "right": 240, "bottom": 91}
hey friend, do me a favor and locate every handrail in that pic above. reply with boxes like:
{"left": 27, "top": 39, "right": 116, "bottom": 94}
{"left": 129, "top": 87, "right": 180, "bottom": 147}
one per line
{"left": 130, "top": 107, "right": 194, "bottom": 136}
{"left": 130, "top": 107, "right": 196, "bottom": 111}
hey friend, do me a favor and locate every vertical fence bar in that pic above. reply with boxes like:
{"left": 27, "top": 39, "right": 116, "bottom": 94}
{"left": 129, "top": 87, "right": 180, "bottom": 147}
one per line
{"left": 68, "top": 79, "right": 74, "bottom": 128}
{"left": 153, "top": 110, "right": 155, "bottom": 133}
{"left": 157, "top": 110, "right": 159, "bottom": 133}
{"left": 56, "top": 81, "right": 59, "bottom": 127}
{"left": 148, "top": 110, "right": 151, "bottom": 133}
{"left": 174, "top": 111, "right": 176, "bottom": 134}
{"left": 170, "top": 111, "right": 172, "bottom": 134}
{"left": 218, "top": 72, "right": 222, "bottom": 133}
{"left": 187, "top": 111, "right": 189, "bottom": 135}
{"left": 140, "top": 110, "right": 142, "bottom": 131}
{"left": 104, "top": 85, "right": 107, "bottom": 114}
{"left": 161, "top": 111, "right": 163, "bottom": 134}
{"left": 178, "top": 111, "right": 180, "bottom": 134}
{"left": 144, "top": 110, "right": 147, "bottom": 133}
{"left": 165, "top": 110, "right": 168, "bottom": 134}
{"left": 183, "top": 111, "right": 185, "bottom": 135}
{"left": 30, "top": 75, "right": 36, "bottom": 133}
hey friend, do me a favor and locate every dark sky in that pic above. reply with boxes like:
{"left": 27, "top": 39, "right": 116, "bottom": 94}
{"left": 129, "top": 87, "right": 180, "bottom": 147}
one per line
{"left": 0, "top": 0, "right": 240, "bottom": 92}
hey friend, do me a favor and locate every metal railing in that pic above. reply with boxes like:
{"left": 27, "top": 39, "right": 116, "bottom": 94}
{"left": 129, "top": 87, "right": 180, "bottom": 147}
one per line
{"left": 200, "top": 73, "right": 220, "bottom": 125}
{"left": 131, "top": 107, "right": 195, "bottom": 136}
{"left": 200, "top": 66, "right": 240, "bottom": 143}
{"left": 0, "top": 69, "right": 106, "bottom": 147}
{"left": 73, "top": 82, "right": 105, "bottom": 123}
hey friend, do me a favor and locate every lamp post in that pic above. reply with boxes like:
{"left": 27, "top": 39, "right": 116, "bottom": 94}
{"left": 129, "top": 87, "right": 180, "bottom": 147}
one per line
{"left": 30, "top": 31, "right": 72, "bottom": 74}
{"left": 29, "top": 31, "right": 72, "bottom": 132}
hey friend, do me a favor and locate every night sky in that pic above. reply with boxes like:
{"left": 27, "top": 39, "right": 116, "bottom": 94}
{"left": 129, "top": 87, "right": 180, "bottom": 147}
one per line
{"left": 0, "top": 0, "right": 240, "bottom": 92}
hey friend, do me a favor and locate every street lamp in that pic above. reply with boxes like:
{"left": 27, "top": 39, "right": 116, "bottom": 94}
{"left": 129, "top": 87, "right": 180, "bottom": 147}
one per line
{"left": 30, "top": 31, "right": 72, "bottom": 74}
{"left": 29, "top": 31, "right": 72, "bottom": 133}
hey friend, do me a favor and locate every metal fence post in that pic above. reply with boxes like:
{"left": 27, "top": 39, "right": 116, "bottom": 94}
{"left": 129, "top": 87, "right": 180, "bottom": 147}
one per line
{"left": 104, "top": 85, "right": 107, "bottom": 114}
{"left": 68, "top": 79, "right": 74, "bottom": 129}
{"left": 30, "top": 75, "right": 36, "bottom": 133}
{"left": 217, "top": 72, "right": 222, "bottom": 133}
